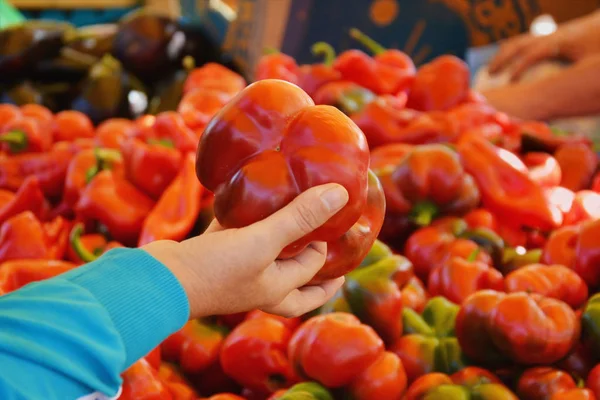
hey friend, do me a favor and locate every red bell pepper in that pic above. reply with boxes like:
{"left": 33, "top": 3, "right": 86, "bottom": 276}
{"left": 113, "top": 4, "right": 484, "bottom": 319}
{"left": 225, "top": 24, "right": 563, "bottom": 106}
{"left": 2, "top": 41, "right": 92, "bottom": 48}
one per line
{"left": 554, "top": 142, "right": 597, "bottom": 192}
{"left": 406, "top": 55, "right": 470, "bottom": 111}
{"left": 288, "top": 313, "right": 384, "bottom": 388}
{"left": 138, "top": 153, "right": 202, "bottom": 245}
{"left": 177, "top": 89, "right": 231, "bottom": 134}
{"left": 64, "top": 148, "right": 124, "bottom": 208}
{"left": 312, "top": 80, "right": 376, "bottom": 114}
{"left": 94, "top": 118, "right": 135, "bottom": 149}
{"left": 455, "top": 291, "right": 580, "bottom": 366}
{"left": 205, "top": 395, "right": 245, "bottom": 400}
{"left": 370, "top": 143, "right": 413, "bottom": 173}
{"left": 295, "top": 42, "right": 342, "bottom": 97}
{"left": 20, "top": 104, "right": 53, "bottom": 130}
{"left": 183, "top": 62, "right": 246, "bottom": 98}
{"left": 445, "top": 102, "right": 511, "bottom": 136}
{"left": 133, "top": 112, "right": 197, "bottom": 154}
{"left": 563, "top": 191, "right": 600, "bottom": 226}
{"left": 592, "top": 173, "right": 600, "bottom": 193}
{"left": 0, "top": 104, "right": 21, "bottom": 132}
{"left": 0, "top": 176, "right": 48, "bottom": 225}
{"left": 0, "top": 259, "right": 76, "bottom": 295}
{"left": 347, "top": 351, "right": 407, "bottom": 400}
{"left": 517, "top": 367, "right": 595, "bottom": 400}
{"left": 458, "top": 135, "right": 562, "bottom": 230}
{"left": 220, "top": 314, "right": 298, "bottom": 394}
{"left": 67, "top": 223, "right": 123, "bottom": 265}
{"left": 428, "top": 255, "right": 504, "bottom": 305}
{"left": 120, "top": 358, "right": 172, "bottom": 400}
{"left": 0, "top": 117, "right": 52, "bottom": 154}
{"left": 588, "top": 364, "right": 600, "bottom": 399}
{"left": 0, "top": 211, "right": 70, "bottom": 263}
{"left": 334, "top": 29, "right": 415, "bottom": 95}
{"left": 505, "top": 264, "right": 588, "bottom": 309}
{"left": 255, "top": 52, "right": 300, "bottom": 84}
{"left": 244, "top": 310, "right": 301, "bottom": 332}
{"left": 52, "top": 110, "right": 94, "bottom": 142}
{"left": 543, "top": 219, "right": 600, "bottom": 288}
{"left": 523, "top": 152, "right": 562, "bottom": 188}
{"left": 75, "top": 170, "right": 155, "bottom": 245}
{"left": 196, "top": 79, "right": 381, "bottom": 281}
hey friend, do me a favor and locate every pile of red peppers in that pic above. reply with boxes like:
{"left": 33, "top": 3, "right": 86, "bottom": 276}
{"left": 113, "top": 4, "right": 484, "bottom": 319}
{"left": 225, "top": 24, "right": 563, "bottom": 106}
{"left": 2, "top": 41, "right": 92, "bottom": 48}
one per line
{"left": 1, "top": 29, "right": 600, "bottom": 400}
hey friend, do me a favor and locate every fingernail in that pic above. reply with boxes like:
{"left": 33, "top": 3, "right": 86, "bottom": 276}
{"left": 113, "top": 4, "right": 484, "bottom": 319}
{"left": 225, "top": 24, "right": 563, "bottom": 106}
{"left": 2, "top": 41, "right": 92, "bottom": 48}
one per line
{"left": 320, "top": 185, "right": 349, "bottom": 212}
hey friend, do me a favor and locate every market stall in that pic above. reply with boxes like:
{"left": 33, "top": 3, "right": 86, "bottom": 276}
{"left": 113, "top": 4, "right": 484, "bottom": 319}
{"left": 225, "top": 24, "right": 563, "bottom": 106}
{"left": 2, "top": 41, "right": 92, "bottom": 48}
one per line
{"left": 0, "top": 1, "right": 599, "bottom": 399}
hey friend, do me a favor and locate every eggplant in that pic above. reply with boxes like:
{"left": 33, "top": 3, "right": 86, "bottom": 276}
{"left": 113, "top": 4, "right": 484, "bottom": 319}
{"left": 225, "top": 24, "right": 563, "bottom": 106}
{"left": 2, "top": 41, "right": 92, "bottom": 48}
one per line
{"left": 148, "top": 56, "right": 196, "bottom": 114}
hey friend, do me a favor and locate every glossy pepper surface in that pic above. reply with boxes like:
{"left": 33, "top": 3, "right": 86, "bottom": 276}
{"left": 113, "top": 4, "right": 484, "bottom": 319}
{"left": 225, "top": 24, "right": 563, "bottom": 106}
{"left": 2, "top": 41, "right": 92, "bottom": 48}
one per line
{"left": 554, "top": 142, "right": 597, "bottom": 192}
{"left": 196, "top": 79, "right": 380, "bottom": 281}
{"left": 119, "top": 358, "right": 172, "bottom": 400}
{"left": 455, "top": 290, "right": 580, "bottom": 366}
{"left": 183, "top": 62, "right": 246, "bottom": 98}
{"left": 517, "top": 367, "right": 595, "bottom": 400}
{"left": 347, "top": 351, "right": 407, "bottom": 400}
{"left": 0, "top": 259, "right": 76, "bottom": 295}
{"left": 523, "top": 152, "right": 562, "bottom": 188}
{"left": 588, "top": 364, "right": 600, "bottom": 398}
{"left": 288, "top": 313, "right": 384, "bottom": 388}
{"left": 0, "top": 175, "right": 47, "bottom": 225}
{"left": 391, "top": 296, "right": 467, "bottom": 384}
{"left": 268, "top": 382, "right": 333, "bottom": 400}
{"left": 0, "top": 116, "right": 51, "bottom": 154}
{"left": 52, "top": 110, "right": 95, "bottom": 142}
{"left": 582, "top": 294, "right": 600, "bottom": 358}
{"left": 67, "top": 223, "right": 122, "bottom": 264}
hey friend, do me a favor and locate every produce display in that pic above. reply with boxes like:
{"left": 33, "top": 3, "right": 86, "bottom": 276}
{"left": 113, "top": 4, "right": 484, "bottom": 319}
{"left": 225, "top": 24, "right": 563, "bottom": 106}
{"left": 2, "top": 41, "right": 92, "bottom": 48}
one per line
{"left": 1, "top": 16, "right": 600, "bottom": 400}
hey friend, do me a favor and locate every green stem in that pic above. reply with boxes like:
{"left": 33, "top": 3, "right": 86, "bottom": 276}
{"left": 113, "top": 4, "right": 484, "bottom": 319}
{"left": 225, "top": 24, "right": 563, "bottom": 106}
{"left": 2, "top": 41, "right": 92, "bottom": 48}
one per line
{"left": 460, "top": 228, "right": 505, "bottom": 267}
{"left": 349, "top": 28, "right": 387, "bottom": 55}
{"left": 0, "top": 130, "right": 28, "bottom": 153}
{"left": 263, "top": 47, "right": 280, "bottom": 55}
{"left": 311, "top": 42, "right": 336, "bottom": 67}
{"left": 336, "top": 88, "right": 376, "bottom": 115}
{"left": 69, "top": 223, "right": 100, "bottom": 263}
{"left": 85, "top": 148, "right": 122, "bottom": 184}
{"left": 147, "top": 138, "right": 175, "bottom": 148}
{"left": 466, "top": 248, "right": 481, "bottom": 263}
{"left": 410, "top": 201, "right": 439, "bottom": 227}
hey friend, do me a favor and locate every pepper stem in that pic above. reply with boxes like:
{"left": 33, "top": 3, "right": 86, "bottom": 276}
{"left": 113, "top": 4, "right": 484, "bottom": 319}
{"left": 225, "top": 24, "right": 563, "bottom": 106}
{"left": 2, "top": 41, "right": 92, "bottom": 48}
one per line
{"left": 69, "top": 223, "right": 100, "bottom": 263}
{"left": 410, "top": 201, "right": 439, "bottom": 227}
{"left": 349, "top": 28, "right": 387, "bottom": 55}
{"left": 0, "top": 130, "right": 29, "bottom": 153}
{"left": 147, "top": 138, "right": 175, "bottom": 148}
{"left": 466, "top": 248, "right": 481, "bottom": 263}
{"left": 85, "top": 148, "right": 122, "bottom": 184}
{"left": 311, "top": 42, "right": 337, "bottom": 67}
{"left": 337, "top": 88, "right": 376, "bottom": 115}
{"left": 263, "top": 47, "right": 280, "bottom": 55}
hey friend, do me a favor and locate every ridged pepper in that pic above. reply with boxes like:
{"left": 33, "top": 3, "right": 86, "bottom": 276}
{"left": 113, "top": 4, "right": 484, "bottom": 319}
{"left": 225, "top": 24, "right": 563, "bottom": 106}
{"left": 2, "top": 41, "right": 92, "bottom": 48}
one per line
{"left": 183, "top": 62, "right": 246, "bottom": 98}
{"left": 67, "top": 223, "right": 122, "bottom": 265}
{"left": 220, "top": 313, "right": 298, "bottom": 394}
{"left": 517, "top": 367, "right": 595, "bottom": 400}
{"left": 255, "top": 52, "right": 300, "bottom": 84}
{"left": 458, "top": 135, "right": 562, "bottom": 230}
{"left": 334, "top": 29, "right": 415, "bottom": 96}
{"left": 456, "top": 291, "right": 580, "bottom": 366}
{"left": 121, "top": 137, "right": 181, "bottom": 199}
{"left": 161, "top": 319, "right": 226, "bottom": 375}
{"left": 554, "top": 142, "right": 597, "bottom": 192}
{"left": 523, "top": 152, "right": 562, "bottom": 188}
{"left": 588, "top": 365, "right": 600, "bottom": 398}
{"left": 391, "top": 297, "right": 467, "bottom": 384}
{"left": 268, "top": 382, "right": 333, "bottom": 400}
{"left": 52, "top": 110, "right": 94, "bottom": 142}
{"left": 543, "top": 219, "right": 600, "bottom": 288}
{"left": 158, "top": 362, "right": 198, "bottom": 400}
{"left": 0, "top": 116, "right": 52, "bottom": 154}
{"left": 94, "top": 118, "right": 135, "bottom": 149}
{"left": 406, "top": 55, "right": 470, "bottom": 112}
{"left": 0, "top": 175, "right": 48, "bottom": 225}
{"left": 75, "top": 170, "right": 155, "bottom": 245}
{"left": 583, "top": 294, "right": 600, "bottom": 359}
{"left": 505, "top": 264, "right": 588, "bottom": 309}
{"left": 119, "top": 358, "right": 172, "bottom": 400}
{"left": 138, "top": 153, "right": 202, "bottom": 245}
{"left": 376, "top": 144, "right": 480, "bottom": 227}
{"left": 0, "top": 259, "right": 76, "bottom": 295}
{"left": 347, "top": 351, "right": 407, "bottom": 400}
{"left": 288, "top": 313, "right": 384, "bottom": 388}
{"left": 404, "top": 367, "right": 517, "bottom": 400}
{"left": 64, "top": 148, "right": 124, "bottom": 207}
{"left": 196, "top": 79, "right": 383, "bottom": 281}
{"left": 428, "top": 255, "right": 504, "bottom": 304}
{"left": 0, "top": 211, "right": 70, "bottom": 263}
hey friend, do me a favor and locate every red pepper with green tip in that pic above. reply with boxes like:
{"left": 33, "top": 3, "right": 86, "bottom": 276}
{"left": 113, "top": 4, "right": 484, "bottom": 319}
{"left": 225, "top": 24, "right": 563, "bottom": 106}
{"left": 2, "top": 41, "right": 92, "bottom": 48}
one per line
{"left": 67, "top": 223, "right": 122, "bottom": 264}
{"left": 133, "top": 112, "right": 197, "bottom": 154}
{"left": 0, "top": 176, "right": 48, "bottom": 225}
{"left": 0, "top": 117, "right": 51, "bottom": 154}
{"left": 295, "top": 42, "right": 341, "bottom": 97}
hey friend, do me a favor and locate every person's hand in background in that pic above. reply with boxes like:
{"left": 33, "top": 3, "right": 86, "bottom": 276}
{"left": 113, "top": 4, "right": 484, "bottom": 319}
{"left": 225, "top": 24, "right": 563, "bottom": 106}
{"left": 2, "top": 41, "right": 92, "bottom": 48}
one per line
{"left": 489, "top": 10, "right": 600, "bottom": 82}
{"left": 143, "top": 183, "right": 349, "bottom": 319}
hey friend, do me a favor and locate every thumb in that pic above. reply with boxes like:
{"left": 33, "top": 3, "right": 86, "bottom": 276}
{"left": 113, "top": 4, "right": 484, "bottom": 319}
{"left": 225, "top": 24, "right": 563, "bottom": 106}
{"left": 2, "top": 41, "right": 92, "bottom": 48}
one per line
{"left": 251, "top": 183, "right": 349, "bottom": 252}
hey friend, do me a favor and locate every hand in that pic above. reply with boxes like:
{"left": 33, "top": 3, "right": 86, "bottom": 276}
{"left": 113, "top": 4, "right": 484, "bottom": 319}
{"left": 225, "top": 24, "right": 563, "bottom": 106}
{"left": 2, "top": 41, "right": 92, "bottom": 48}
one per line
{"left": 489, "top": 11, "right": 600, "bottom": 81}
{"left": 143, "top": 183, "right": 349, "bottom": 319}
{"left": 481, "top": 83, "right": 548, "bottom": 121}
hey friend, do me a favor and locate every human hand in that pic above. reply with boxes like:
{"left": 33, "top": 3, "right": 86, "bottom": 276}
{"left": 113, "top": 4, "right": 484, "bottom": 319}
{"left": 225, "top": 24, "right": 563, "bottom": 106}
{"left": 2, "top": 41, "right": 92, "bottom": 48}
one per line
{"left": 489, "top": 11, "right": 600, "bottom": 82}
{"left": 143, "top": 183, "right": 349, "bottom": 319}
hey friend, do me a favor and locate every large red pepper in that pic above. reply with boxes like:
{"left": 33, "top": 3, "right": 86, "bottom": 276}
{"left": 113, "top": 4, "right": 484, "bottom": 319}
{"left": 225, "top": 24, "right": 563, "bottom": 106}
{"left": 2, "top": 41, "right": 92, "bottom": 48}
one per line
{"left": 288, "top": 313, "right": 384, "bottom": 388}
{"left": 406, "top": 55, "right": 470, "bottom": 112}
{"left": 0, "top": 117, "right": 52, "bottom": 154}
{"left": 554, "top": 142, "right": 597, "bottom": 192}
{"left": 347, "top": 351, "right": 407, "bottom": 400}
{"left": 95, "top": 118, "right": 135, "bottom": 149}
{"left": 0, "top": 259, "right": 76, "bottom": 295}
{"left": 0, "top": 142, "right": 76, "bottom": 198}
{"left": 505, "top": 264, "right": 588, "bottom": 309}
{"left": 523, "top": 152, "right": 562, "bottom": 188}
{"left": 138, "top": 153, "right": 202, "bottom": 245}
{"left": 333, "top": 29, "right": 415, "bottom": 96}
{"left": 64, "top": 148, "right": 124, "bottom": 208}
{"left": 255, "top": 52, "right": 300, "bottom": 84}
{"left": 220, "top": 313, "right": 298, "bottom": 394}
{"left": 458, "top": 135, "right": 562, "bottom": 230}
{"left": 0, "top": 176, "right": 48, "bottom": 225}
{"left": 183, "top": 62, "right": 246, "bottom": 98}
{"left": 543, "top": 219, "right": 600, "bottom": 288}
{"left": 0, "top": 211, "right": 70, "bottom": 263}
{"left": 121, "top": 137, "right": 181, "bottom": 199}
{"left": 120, "top": 358, "right": 172, "bottom": 400}
{"left": 517, "top": 367, "right": 596, "bottom": 400}
{"left": 52, "top": 110, "right": 94, "bottom": 142}
{"left": 75, "top": 170, "right": 155, "bottom": 245}
{"left": 67, "top": 223, "right": 123, "bottom": 265}
{"left": 196, "top": 79, "right": 382, "bottom": 281}
{"left": 133, "top": 112, "right": 197, "bottom": 154}
{"left": 455, "top": 291, "right": 580, "bottom": 366}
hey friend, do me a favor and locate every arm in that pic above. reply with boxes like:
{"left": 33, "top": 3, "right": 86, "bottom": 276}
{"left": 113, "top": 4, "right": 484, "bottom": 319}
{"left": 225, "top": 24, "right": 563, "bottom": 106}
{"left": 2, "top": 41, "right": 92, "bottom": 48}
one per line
{"left": 482, "top": 55, "right": 600, "bottom": 121}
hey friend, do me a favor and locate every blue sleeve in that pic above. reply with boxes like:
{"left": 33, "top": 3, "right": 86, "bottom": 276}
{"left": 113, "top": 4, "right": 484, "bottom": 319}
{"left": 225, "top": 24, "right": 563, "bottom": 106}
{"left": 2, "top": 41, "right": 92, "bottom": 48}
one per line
{"left": 0, "top": 248, "right": 190, "bottom": 400}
